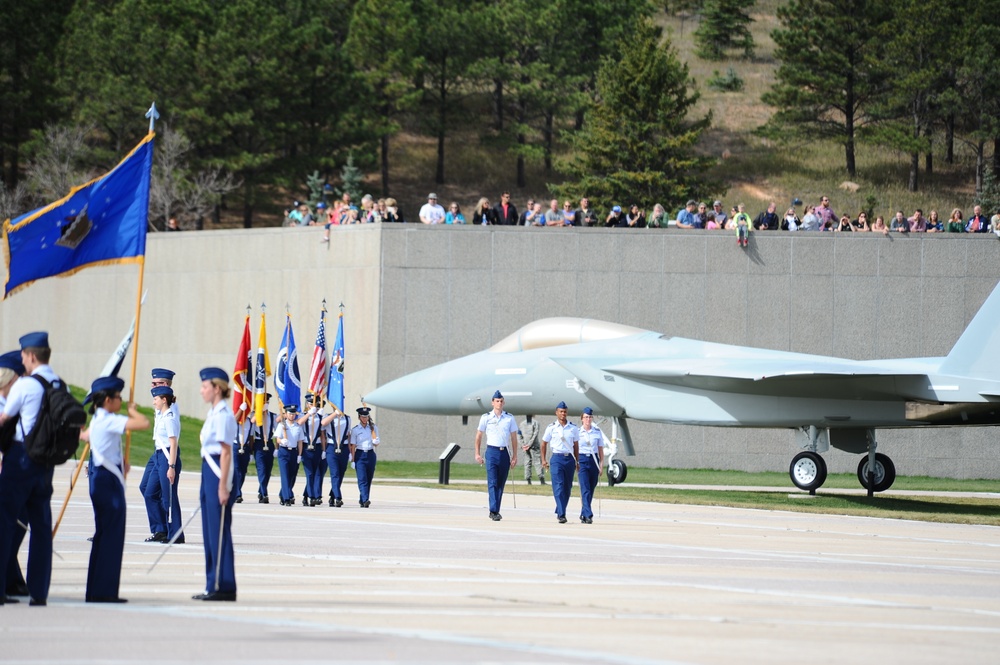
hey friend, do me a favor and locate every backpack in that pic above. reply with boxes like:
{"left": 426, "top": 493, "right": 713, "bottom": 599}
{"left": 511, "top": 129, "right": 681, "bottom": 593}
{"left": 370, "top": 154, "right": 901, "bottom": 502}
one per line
{"left": 22, "top": 375, "right": 86, "bottom": 466}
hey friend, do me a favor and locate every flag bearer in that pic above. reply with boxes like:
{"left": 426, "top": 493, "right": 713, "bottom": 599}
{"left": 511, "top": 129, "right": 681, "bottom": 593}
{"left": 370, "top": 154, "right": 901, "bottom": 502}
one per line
{"left": 275, "top": 404, "right": 304, "bottom": 506}
{"left": 299, "top": 395, "right": 325, "bottom": 506}
{"left": 321, "top": 408, "right": 351, "bottom": 507}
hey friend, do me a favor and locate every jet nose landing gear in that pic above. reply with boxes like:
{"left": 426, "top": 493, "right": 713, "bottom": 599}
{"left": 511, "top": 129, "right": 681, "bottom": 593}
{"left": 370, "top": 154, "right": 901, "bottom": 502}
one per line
{"left": 789, "top": 451, "right": 827, "bottom": 494}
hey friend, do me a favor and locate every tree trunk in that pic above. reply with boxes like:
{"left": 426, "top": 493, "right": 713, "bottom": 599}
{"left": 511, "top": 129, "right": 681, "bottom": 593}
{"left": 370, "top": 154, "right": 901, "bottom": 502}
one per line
{"left": 945, "top": 113, "right": 955, "bottom": 164}
{"left": 493, "top": 78, "right": 504, "bottom": 131}
{"left": 976, "top": 141, "right": 985, "bottom": 194}
{"left": 994, "top": 138, "right": 1000, "bottom": 174}
{"left": 543, "top": 110, "right": 554, "bottom": 175}
{"left": 844, "top": 77, "right": 856, "bottom": 177}
{"left": 909, "top": 151, "right": 919, "bottom": 192}
{"left": 925, "top": 151, "right": 933, "bottom": 177}
{"left": 381, "top": 132, "right": 390, "bottom": 196}
{"left": 435, "top": 67, "right": 447, "bottom": 185}
{"left": 243, "top": 202, "right": 254, "bottom": 229}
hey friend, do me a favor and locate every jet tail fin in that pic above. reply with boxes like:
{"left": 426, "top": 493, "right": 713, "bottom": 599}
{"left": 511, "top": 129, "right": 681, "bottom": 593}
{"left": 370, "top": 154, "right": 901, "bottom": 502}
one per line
{"left": 939, "top": 281, "right": 1000, "bottom": 379}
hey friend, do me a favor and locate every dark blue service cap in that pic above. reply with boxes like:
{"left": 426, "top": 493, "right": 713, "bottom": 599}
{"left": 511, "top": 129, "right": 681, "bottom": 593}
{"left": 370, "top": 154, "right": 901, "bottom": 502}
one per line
{"left": 556, "top": 401, "right": 568, "bottom": 410}
{"left": 19, "top": 331, "right": 48, "bottom": 349}
{"left": 284, "top": 404, "right": 299, "bottom": 413}
{"left": 492, "top": 390, "right": 504, "bottom": 400}
{"left": 0, "top": 350, "right": 25, "bottom": 374}
{"left": 199, "top": 367, "right": 229, "bottom": 383}
{"left": 151, "top": 385, "right": 174, "bottom": 398}
{"left": 304, "top": 393, "right": 314, "bottom": 401}
{"left": 85, "top": 375, "right": 125, "bottom": 404}
{"left": 582, "top": 407, "right": 593, "bottom": 415}
{"left": 151, "top": 368, "right": 175, "bottom": 380}
{"left": 357, "top": 407, "right": 371, "bottom": 416}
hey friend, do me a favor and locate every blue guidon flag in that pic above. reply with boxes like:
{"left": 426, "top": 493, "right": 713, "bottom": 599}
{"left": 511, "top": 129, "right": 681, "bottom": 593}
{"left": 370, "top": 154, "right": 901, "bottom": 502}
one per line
{"left": 2, "top": 134, "right": 154, "bottom": 298}
{"left": 275, "top": 313, "right": 301, "bottom": 410}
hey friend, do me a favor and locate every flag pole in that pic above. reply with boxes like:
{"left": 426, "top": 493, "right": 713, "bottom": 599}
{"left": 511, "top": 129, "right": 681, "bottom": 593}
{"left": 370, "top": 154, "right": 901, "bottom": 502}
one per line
{"left": 123, "top": 256, "right": 147, "bottom": 468}
{"left": 52, "top": 442, "right": 90, "bottom": 537}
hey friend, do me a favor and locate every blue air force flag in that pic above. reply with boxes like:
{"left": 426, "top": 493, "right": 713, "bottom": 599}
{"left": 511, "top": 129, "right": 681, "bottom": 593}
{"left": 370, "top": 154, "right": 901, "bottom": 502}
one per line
{"left": 275, "top": 315, "right": 301, "bottom": 409}
{"left": 326, "top": 311, "right": 345, "bottom": 412}
{"left": 2, "top": 134, "right": 154, "bottom": 298}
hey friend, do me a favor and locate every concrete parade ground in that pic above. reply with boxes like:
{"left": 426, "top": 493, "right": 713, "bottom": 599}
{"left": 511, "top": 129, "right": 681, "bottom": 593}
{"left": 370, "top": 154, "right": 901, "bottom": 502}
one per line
{"left": 3, "top": 466, "right": 1000, "bottom": 665}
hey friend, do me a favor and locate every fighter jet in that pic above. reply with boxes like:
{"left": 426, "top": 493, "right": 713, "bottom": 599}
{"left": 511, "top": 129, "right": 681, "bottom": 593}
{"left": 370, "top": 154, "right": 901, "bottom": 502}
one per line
{"left": 366, "top": 281, "right": 1000, "bottom": 494}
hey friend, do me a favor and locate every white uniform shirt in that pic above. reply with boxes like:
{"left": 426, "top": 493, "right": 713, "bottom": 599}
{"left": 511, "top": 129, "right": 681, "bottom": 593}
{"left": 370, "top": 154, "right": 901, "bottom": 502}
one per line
{"left": 153, "top": 406, "right": 180, "bottom": 452}
{"left": 543, "top": 420, "right": 579, "bottom": 455}
{"left": 3, "top": 365, "right": 60, "bottom": 442}
{"left": 89, "top": 407, "right": 127, "bottom": 470}
{"left": 578, "top": 425, "right": 604, "bottom": 456}
{"left": 325, "top": 415, "right": 350, "bottom": 449}
{"left": 235, "top": 418, "right": 252, "bottom": 448}
{"left": 253, "top": 411, "right": 277, "bottom": 444}
{"left": 302, "top": 414, "right": 324, "bottom": 448}
{"left": 200, "top": 399, "right": 238, "bottom": 458}
{"left": 477, "top": 410, "right": 518, "bottom": 449}
{"left": 275, "top": 419, "right": 305, "bottom": 449}
{"left": 350, "top": 423, "right": 380, "bottom": 451}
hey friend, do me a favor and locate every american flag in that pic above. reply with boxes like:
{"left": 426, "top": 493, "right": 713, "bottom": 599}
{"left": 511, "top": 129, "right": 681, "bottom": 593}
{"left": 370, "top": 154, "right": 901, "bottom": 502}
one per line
{"left": 308, "top": 307, "right": 327, "bottom": 396}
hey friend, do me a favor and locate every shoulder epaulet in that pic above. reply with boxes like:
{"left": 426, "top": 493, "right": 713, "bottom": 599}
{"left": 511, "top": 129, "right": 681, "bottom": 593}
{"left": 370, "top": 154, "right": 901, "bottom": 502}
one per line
{"left": 165, "top": 411, "right": 175, "bottom": 419}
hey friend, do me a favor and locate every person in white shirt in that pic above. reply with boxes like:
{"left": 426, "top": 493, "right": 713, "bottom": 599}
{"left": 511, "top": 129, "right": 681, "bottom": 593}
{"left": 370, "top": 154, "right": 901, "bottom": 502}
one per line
{"left": 576, "top": 407, "right": 605, "bottom": 524}
{"left": 418, "top": 193, "right": 446, "bottom": 224}
{"left": 349, "top": 406, "right": 380, "bottom": 507}
{"left": 275, "top": 404, "right": 305, "bottom": 506}
{"left": 541, "top": 401, "right": 579, "bottom": 524}
{"left": 194, "top": 367, "right": 238, "bottom": 601}
{"left": 82, "top": 375, "right": 149, "bottom": 602}
{"left": 474, "top": 391, "right": 518, "bottom": 521}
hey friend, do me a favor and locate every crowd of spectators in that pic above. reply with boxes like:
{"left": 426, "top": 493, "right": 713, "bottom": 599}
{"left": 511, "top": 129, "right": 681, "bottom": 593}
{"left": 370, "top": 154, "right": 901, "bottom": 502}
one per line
{"left": 287, "top": 191, "right": 1000, "bottom": 239}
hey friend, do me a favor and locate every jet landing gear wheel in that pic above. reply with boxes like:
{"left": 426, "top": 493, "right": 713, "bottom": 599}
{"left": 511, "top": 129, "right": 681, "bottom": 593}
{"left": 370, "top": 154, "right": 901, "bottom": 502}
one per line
{"left": 789, "top": 451, "right": 827, "bottom": 493}
{"left": 857, "top": 453, "right": 896, "bottom": 493}
{"left": 607, "top": 459, "right": 628, "bottom": 486}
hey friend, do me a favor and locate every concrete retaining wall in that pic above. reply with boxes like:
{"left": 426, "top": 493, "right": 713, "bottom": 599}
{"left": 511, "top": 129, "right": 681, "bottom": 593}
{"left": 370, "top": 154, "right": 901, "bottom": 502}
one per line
{"left": 3, "top": 223, "right": 999, "bottom": 478}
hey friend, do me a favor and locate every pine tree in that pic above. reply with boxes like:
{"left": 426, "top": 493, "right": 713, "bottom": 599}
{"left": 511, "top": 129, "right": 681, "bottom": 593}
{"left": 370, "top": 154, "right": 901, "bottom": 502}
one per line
{"left": 694, "top": 0, "right": 755, "bottom": 61}
{"left": 553, "top": 19, "right": 714, "bottom": 214}
{"left": 337, "top": 153, "right": 363, "bottom": 204}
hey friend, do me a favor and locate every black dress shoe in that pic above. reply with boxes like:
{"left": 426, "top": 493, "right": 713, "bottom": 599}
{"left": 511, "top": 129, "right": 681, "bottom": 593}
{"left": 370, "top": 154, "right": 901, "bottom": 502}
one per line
{"left": 7, "top": 583, "right": 29, "bottom": 596}
{"left": 329, "top": 497, "right": 335, "bottom": 506}
{"left": 363, "top": 500, "right": 371, "bottom": 508}
{"left": 145, "top": 532, "right": 167, "bottom": 543}
{"left": 260, "top": 496, "right": 269, "bottom": 504}
{"left": 3, "top": 596, "right": 20, "bottom": 604}
{"left": 192, "top": 592, "right": 208, "bottom": 600}
{"left": 335, "top": 499, "right": 343, "bottom": 507}
{"left": 235, "top": 496, "right": 243, "bottom": 504}
{"left": 200, "top": 590, "right": 236, "bottom": 602}
{"left": 557, "top": 516, "right": 567, "bottom": 524}
{"left": 29, "top": 597, "right": 46, "bottom": 606}
{"left": 87, "top": 596, "right": 128, "bottom": 603}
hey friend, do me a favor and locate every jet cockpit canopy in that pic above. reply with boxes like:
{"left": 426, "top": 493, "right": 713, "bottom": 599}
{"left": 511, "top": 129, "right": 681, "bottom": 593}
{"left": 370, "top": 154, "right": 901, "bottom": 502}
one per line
{"left": 489, "top": 317, "right": 647, "bottom": 353}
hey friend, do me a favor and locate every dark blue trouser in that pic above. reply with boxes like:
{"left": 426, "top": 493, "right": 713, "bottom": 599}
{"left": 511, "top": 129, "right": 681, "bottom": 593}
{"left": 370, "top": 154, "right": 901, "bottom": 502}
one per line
{"left": 5, "top": 507, "right": 28, "bottom": 594}
{"left": 0, "top": 441, "right": 54, "bottom": 602}
{"left": 327, "top": 446, "right": 350, "bottom": 500}
{"left": 355, "top": 449, "right": 377, "bottom": 504}
{"left": 550, "top": 453, "right": 576, "bottom": 518}
{"left": 276, "top": 447, "right": 298, "bottom": 502}
{"left": 578, "top": 454, "right": 600, "bottom": 519}
{"left": 140, "top": 453, "right": 164, "bottom": 534}
{"left": 301, "top": 445, "right": 323, "bottom": 500}
{"left": 234, "top": 444, "right": 252, "bottom": 499}
{"left": 200, "top": 457, "right": 236, "bottom": 594}
{"left": 253, "top": 440, "right": 274, "bottom": 496}
{"left": 485, "top": 446, "right": 510, "bottom": 514}
{"left": 87, "top": 465, "right": 126, "bottom": 600}
{"left": 153, "top": 450, "right": 184, "bottom": 540}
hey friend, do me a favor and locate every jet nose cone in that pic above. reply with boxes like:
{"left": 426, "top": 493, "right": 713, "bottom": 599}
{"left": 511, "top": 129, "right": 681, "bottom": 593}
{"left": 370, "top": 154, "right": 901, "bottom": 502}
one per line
{"left": 365, "top": 365, "right": 446, "bottom": 414}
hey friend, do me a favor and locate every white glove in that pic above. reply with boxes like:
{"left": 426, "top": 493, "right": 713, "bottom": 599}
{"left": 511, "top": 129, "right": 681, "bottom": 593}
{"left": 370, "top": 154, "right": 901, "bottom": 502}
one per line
{"left": 348, "top": 453, "right": 353, "bottom": 463}
{"left": 351, "top": 461, "right": 356, "bottom": 470}
{"left": 321, "top": 451, "right": 326, "bottom": 460}
{"left": 373, "top": 437, "right": 380, "bottom": 446}
{"left": 308, "top": 406, "right": 318, "bottom": 416}
{"left": 296, "top": 455, "right": 302, "bottom": 464}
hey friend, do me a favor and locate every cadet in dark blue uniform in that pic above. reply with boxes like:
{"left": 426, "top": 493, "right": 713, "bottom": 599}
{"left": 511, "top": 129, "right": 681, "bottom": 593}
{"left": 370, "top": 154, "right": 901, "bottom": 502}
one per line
{"left": 141, "top": 368, "right": 176, "bottom": 542}
{"left": 321, "top": 409, "right": 351, "bottom": 506}
{"left": 473, "top": 391, "right": 519, "bottom": 521}
{"left": 541, "top": 401, "right": 579, "bottom": 524}
{"left": 0, "top": 332, "right": 62, "bottom": 606}
{"left": 349, "top": 407, "right": 379, "bottom": 507}
{"left": 274, "top": 404, "right": 304, "bottom": 506}
{"left": 298, "top": 397, "right": 325, "bottom": 506}
{"left": 0, "top": 350, "right": 29, "bottom": 601}
{"left": 82, "top": 376, "right": 149, "bottom": 602}
{"left": 151, "top": 385, "right": 183, "bottom": 541}
{"left": 194, "top": 367, "right": 238, "bottom": 601}
{"left": 252, "top": 394, "right": 277, "bottom": 503}
{"left": 576, "top": 407, "right": 605, "bottom": 524}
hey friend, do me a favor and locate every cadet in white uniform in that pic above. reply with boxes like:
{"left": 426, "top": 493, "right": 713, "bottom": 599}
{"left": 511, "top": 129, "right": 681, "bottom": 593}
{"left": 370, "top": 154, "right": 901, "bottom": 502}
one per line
{"left": 576, "top": 407, "right": 604, "bottom": 523}
{"left": 349, "top": 407, "right": 379, "bottom": 507}
{"left": 541, "top": 401, "right": 579, "bottom": 524}
{"left": 473, "top": 391, "right": 518, "bottom": 521}
{"left": 275, "top": 404, "right": 305, "bottom": 506}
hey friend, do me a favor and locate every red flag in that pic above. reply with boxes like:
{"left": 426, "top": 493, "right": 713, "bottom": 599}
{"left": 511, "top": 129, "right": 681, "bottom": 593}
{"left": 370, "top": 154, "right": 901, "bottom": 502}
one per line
{"left": 233, "top": 314, "right": 252, "bottom": 424}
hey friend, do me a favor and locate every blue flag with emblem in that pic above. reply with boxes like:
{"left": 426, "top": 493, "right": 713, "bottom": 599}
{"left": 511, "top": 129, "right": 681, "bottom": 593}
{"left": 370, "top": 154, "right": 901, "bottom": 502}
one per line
{"left": 2, "top": 134, "right": 154, "bottom": 299}
{"left": 275, "top": 314, "right": 301, "bottom": 410}
{"left": 326, "top": 310, "right": 345, "bottom": 412}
